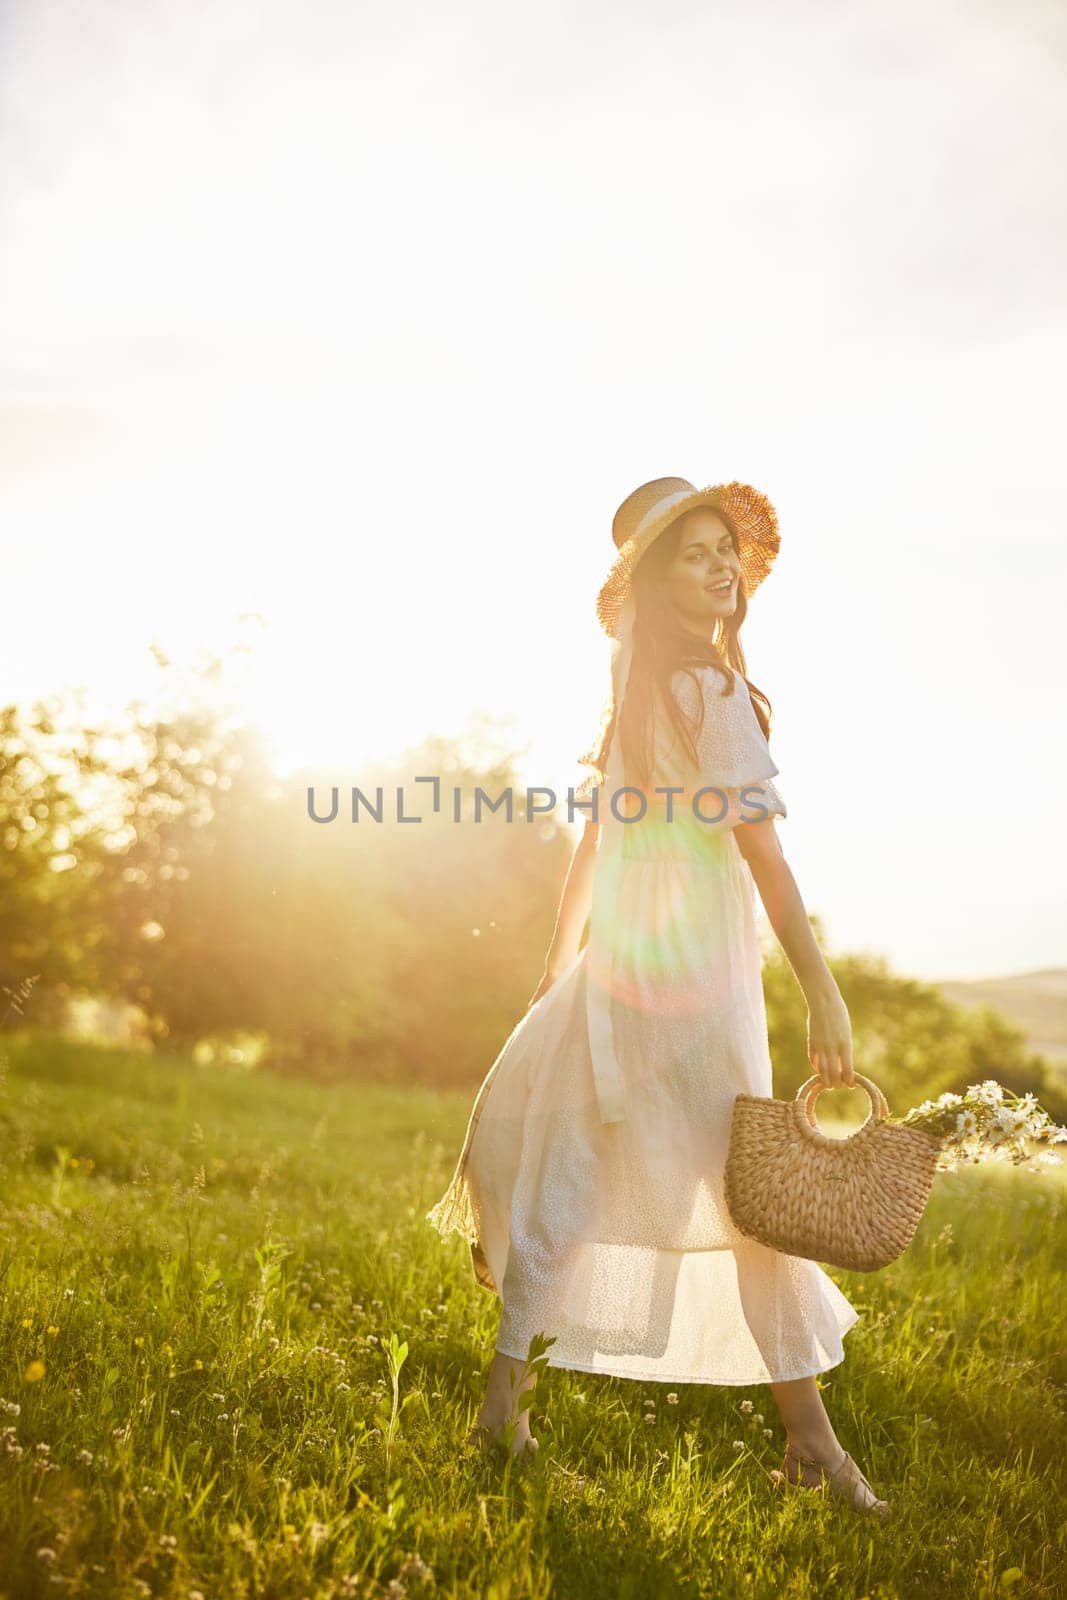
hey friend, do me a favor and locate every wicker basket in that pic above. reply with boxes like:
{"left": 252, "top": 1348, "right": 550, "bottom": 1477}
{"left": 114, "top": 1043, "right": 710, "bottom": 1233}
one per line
{"left": 724, "top": 1073, "right": 944, "bottom": 1272}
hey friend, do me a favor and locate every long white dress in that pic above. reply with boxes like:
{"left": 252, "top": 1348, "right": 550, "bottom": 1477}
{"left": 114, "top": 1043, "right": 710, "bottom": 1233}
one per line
{"left": 425, "top": 662, "right": 859, "bottom": 1385}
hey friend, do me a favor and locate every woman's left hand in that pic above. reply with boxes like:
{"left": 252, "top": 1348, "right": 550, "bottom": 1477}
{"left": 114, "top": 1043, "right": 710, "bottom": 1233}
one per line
{"left": 527, "top": 967, "right": 562, "bottom": 1010}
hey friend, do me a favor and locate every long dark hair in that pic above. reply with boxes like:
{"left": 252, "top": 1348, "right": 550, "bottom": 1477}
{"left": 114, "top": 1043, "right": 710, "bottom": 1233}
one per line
{"left": 578, "top": 510, "right": 773, "bottom": 797}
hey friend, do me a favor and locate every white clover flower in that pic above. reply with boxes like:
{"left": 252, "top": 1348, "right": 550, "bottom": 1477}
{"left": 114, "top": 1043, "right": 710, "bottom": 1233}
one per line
{"left": 37, "top": 1549, "right": 57, "bottom": 1565}
{"left": 739, "top": 1399, "right": 754, "bottom": 1414}
{"left": 732, "top": 1439, "right": 745, "bottom": 1451}
{"left": 77, "top": 1449, "right": 94, "bottom": 1464}
{"left": 666, "top": 1393, "right": 678, "bottom": 1404}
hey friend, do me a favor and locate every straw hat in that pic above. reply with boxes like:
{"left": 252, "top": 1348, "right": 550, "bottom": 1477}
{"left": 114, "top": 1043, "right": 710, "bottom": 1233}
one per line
{"left": 596, "top": 476, "right": 780, "bottom": 638}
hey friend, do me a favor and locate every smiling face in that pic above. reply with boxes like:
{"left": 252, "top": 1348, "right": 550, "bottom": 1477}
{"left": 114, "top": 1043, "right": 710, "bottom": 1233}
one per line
{"left": 659, "top": 509, "right": 741, "bottom": 632}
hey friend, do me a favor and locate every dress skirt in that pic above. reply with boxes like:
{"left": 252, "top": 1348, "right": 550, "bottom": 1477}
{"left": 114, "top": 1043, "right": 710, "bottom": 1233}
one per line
{"left": 425, "top": 811, "right": 860, "bottom": 1386}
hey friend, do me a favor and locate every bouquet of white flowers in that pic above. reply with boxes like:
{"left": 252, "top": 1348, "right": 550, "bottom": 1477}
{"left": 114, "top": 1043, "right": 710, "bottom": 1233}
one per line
{"left": 900, "top": 1081, "right": 1067, "bottom": 1171}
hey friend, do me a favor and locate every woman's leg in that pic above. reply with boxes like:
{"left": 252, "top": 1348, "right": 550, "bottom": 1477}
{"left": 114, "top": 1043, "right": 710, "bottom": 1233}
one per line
{"left": 473, "top": 1349, "right": 539, "bottom": 1455}
{"left": 768, "top": 1375, "right": 885, "bottom": 1511}
{"left": 769, "top": 1374, "right": 843, "bottom": 1463}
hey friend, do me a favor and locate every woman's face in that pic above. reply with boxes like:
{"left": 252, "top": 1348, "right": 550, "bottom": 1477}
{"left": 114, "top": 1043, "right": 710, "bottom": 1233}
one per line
{"left": 660, "top": 510, "right": 740, "bottom": 629}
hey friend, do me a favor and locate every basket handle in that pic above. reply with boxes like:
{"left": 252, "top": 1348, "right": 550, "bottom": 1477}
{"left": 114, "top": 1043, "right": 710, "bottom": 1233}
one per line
{"left": 796, "top": 1072, "right": 890, "bottom": 1131}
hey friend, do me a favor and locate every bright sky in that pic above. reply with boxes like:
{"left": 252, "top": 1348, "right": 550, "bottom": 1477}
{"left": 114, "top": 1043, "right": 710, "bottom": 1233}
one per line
{"left": 2, "top": 0, "right": 1065, "bottom": 982}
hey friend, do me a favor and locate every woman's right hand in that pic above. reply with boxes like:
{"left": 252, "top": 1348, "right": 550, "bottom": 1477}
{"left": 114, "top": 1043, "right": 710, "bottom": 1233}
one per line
{"left": 805, "top": 981, "right": 856, "bottom": 1089}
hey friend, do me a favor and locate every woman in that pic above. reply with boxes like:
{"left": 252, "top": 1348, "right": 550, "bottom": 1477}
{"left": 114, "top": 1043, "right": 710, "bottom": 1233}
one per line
{"left": 426, "top": 476, "right": 887, "bottom": 1516}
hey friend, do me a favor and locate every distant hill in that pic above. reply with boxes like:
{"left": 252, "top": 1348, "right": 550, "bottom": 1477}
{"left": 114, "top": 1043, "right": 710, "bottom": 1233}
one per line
{"left": 934, "top": 968, "right": 1067, "bottom": 1067}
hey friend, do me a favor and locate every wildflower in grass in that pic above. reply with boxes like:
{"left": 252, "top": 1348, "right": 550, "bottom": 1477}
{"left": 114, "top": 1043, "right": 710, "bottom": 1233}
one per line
{"left": 77, "top": 1449, "right": 93, "bottom": 1465}
{"left": 739, "top": 1399, "right": 754, "bottom": 1414}
{"left": 732, "top": 1439, "right": 744, "bottom": 1451}
{"left": 398, "top": 1555, "right": 433, "bottom": 1581}
{"left": 1, "top": 1400, "right": 20, "bottom": 1416}
{"left": 36, "top": 1442, "right": 51, "bottom": 1455}
{"left": 763, "top": 1428, "right": 773, "bottom": 1437}
{"left": 193, "top": 1358, "right": 203, "bottom": 1370}
{"left": 133, "top": 1337, "right": 145, "bottom": 1348}
{"left": 21, "top": 1318, "right": 32, "bottom": 1329}
{"left": 37, "top": 1549, "right": 57, "bottom": 1566}
{"left": 643, "top": 1412, "right": 655, "bottom": 1424}
{"left": 46, "top": 1325, "right": 59, "bottom": 1337}
{"left": 666, "top": 1393, "right": 678, "bottom": 1404}
{"left": 159, "top": 1534, "right": 177, "bottom": 1551}
{"left": 24, "top": 1360, "right": 46, "bottom": 1382}
{"left": 309, "top": 1521, "right": 329, "bottom": 1543}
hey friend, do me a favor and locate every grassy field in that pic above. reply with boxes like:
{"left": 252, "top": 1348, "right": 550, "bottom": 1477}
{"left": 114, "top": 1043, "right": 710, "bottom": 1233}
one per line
{"left": 0, "top": 1030, "right": 1065, "bottom": 1600}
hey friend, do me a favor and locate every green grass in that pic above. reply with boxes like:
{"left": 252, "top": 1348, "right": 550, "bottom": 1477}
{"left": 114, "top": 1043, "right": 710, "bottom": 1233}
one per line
{"left": 0, "top": 1028, "right": 1065, "bottom": 1599}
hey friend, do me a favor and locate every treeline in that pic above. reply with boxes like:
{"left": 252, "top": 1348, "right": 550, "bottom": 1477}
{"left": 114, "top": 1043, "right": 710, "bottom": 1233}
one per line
{"left": 2, "top": 676, "right": 1062, "bottom": 1120}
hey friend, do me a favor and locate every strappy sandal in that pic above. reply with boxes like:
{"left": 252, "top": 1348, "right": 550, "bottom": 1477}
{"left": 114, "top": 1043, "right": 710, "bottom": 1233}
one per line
{"left": 769, "top": 1443, "right": 889, "bottom": 1518}
{"left": 464, "top": 1422, "right": 540, "bottom": 1463}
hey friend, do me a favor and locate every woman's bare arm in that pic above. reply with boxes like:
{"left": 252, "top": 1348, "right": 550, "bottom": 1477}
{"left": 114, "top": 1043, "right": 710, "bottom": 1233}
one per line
{"left": 527, "top": 818, "right": 600, "bottom": 1007}
{"left": 733, "top": 818, "right": 856, "bottom": 1089}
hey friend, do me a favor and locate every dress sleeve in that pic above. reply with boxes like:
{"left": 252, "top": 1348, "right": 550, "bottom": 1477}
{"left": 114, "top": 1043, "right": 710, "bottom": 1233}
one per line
{"left": 664, "top": 665, "right": 787, "bottom": 827}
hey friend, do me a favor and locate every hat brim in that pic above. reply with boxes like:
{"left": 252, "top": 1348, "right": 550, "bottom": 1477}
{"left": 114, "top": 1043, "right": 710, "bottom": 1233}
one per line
{"left": 595, "top": 480, "right": 780, "bottom": 638}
